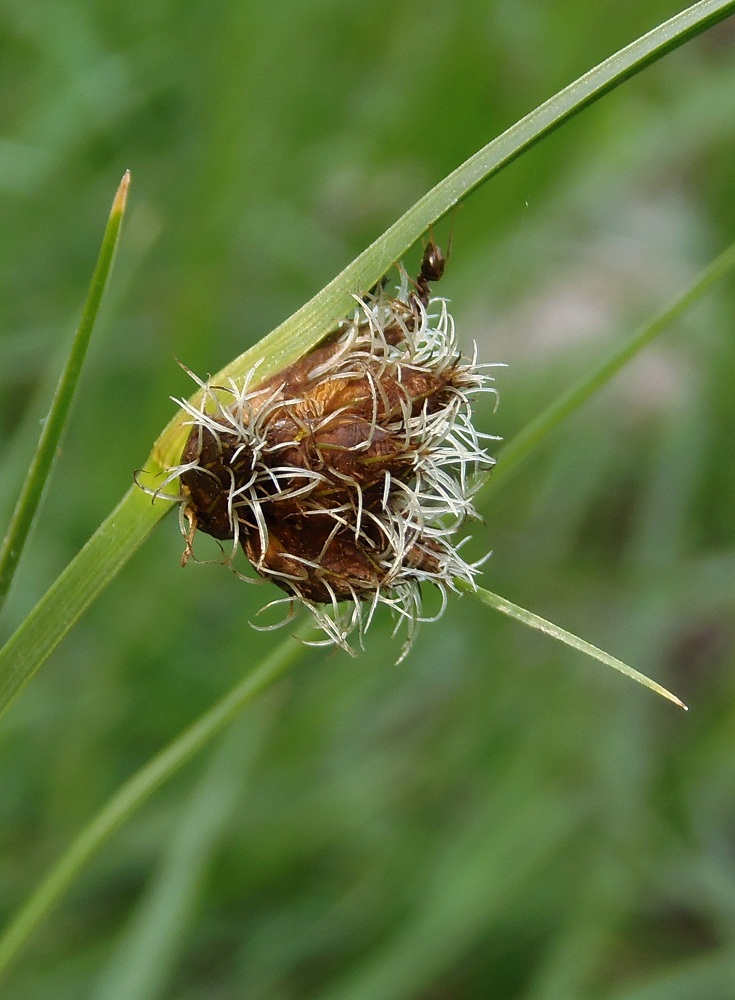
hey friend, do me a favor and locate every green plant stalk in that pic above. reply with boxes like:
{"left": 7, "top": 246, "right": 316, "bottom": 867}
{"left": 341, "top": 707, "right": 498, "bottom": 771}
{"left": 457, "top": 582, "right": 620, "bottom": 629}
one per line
{"left": 485, "top": 238, "right": 735, "bottom": 498}
{"left": 457, "top": 582, "right": 687, "bottom": 709}
{"left": 0, "top": 487, "right": 164, "bottom": 715}
{"left": 1, "top": 0, "right": 733, "bottom": 724}
{"left": 0, "top": 628, "right": 307, "bottom": 984}
{"left": 0, "top": 172, "right": 130, "bottom": 613}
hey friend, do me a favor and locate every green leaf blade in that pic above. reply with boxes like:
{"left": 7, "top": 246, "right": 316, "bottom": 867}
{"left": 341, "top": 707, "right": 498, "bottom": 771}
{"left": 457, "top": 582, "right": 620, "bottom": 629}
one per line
{"left": 0, "top": 487, "right": 168, "bottom": 719}
{"left": 458, "top": 581, "right": 688, "bottom": 710}
{"left": 0, "top": 171, "right": 131, "bottom": 613}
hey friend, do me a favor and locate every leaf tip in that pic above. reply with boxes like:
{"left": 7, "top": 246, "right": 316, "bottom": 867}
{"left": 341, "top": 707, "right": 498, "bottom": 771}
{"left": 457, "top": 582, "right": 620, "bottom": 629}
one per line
{"left": 661, "top": 687, "right": 688, "bottom": 711}
{"left": 112, "top": 170, "right": 131, "bottom": 216}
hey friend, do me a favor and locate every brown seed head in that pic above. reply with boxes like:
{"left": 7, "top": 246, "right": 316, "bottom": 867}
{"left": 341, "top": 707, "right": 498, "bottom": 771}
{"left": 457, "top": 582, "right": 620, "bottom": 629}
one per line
{"left": 149, "top": 249, "right": 498, "bottom": 658}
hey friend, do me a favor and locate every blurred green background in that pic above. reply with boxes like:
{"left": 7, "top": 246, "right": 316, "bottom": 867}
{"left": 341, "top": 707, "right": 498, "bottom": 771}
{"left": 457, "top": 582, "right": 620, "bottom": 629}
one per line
{"left": 2, "top": 1, "right": 735, "bottom": 997}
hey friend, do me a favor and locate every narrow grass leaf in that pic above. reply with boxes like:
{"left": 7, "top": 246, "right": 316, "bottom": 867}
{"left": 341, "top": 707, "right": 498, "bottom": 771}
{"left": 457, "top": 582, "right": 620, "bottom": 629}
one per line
{"left": 457, "top": 581, "right": 687, "bottom": 709}
{"left": 0, "top": 171, "right": 130, "bottom": 612}
{"left": 0, "top": 486, "right": 164, "bottom": 717}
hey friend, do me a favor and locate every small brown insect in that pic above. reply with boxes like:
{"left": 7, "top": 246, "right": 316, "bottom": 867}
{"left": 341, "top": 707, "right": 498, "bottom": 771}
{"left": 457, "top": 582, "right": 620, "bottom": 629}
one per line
{"left": 413, "top": 240, "right": 446, "bottom": 308}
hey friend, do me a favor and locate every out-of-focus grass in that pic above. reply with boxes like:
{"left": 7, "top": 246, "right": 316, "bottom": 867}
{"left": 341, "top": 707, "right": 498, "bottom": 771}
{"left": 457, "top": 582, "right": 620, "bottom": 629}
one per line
{"left": 1, "top": 2, "right": 735, "bottom": 998}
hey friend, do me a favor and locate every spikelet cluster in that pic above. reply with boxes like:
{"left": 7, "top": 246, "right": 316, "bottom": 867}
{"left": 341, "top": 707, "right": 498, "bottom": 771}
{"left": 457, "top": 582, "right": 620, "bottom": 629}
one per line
{"left": 143, "top": 253, "right": 499, "bottom": 659}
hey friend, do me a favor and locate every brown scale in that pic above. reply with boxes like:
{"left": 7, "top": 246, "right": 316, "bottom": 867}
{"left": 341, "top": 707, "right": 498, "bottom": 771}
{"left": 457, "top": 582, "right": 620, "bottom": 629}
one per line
{"left": 244, "top": 510, "right": 444, "bottom": 604}
{"left": 244, "top": 515, "right": 383, "bottom": 604}
{"left": 180, "top": 356, "right": 458, "bottom": 533}
{"left": 261, "top": 365, "right": 455, "bottom": 487}
{"left": 179, "top": 425, "right": 251, "bottom": 541}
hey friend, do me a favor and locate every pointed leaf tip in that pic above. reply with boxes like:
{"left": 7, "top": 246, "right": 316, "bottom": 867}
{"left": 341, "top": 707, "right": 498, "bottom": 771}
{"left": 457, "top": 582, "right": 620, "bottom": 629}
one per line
{"left": 652, "top": 684, "right": 688, "bottom": 711}
{"left": 112, "top": 170, "right": 131, "bottom": 216}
